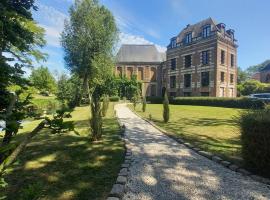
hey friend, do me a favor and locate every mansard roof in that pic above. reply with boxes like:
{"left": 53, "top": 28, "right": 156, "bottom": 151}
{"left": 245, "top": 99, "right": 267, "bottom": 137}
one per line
{"left": 176, "top": 17, "right": 218, "bottom": 43}
{"left": 116, "top": 44, "right": 165, "bottom": 63}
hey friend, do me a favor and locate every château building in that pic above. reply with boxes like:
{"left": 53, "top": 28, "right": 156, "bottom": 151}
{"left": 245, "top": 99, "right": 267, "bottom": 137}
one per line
{"left": 115, "top": 44, "right": 165, "bottom": 97}
{"left": 115, "top": 18, "right": 238, "bottom": 97}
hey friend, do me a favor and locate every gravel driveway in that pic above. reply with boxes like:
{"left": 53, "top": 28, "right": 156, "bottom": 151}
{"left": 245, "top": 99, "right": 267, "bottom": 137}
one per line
{"left": 115, "top": 104, "right": 270, "bottom": 200}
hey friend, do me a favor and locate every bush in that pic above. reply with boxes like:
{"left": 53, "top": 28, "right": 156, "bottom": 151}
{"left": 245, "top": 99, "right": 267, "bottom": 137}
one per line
{"left": 171, "top": 97, "right": 265, "bottom": 109}
{"left": 109, "top": 96, "right": 120, "bottom": 102}
{"left": 31, "top": 99, "right": 61, "bottom": 115}
{"left": 146, "top": 96, "right": 163, "bottom": 104}
{"left": 238, "top": 107, "right": 270, "bottom": 178}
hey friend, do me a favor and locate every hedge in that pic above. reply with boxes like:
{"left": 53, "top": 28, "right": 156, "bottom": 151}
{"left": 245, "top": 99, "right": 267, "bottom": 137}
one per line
{"left": 109, "top": 96, "right": 120, "bottom": 102}
{"left": 146, "top": 96, "right": 265, "bottom": 109}
{"left": 238, "top": 107, "right": 270, "bottom": 178}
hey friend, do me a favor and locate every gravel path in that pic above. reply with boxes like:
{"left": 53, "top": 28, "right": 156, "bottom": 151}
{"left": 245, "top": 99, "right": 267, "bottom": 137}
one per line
{"left": 115, "top": 104, "right": 270, "bottom": 200}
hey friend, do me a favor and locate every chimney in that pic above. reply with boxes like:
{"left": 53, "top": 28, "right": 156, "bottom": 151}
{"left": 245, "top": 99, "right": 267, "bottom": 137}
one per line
{"left": 217, "top": 23, "right": 226, "bottom": 34}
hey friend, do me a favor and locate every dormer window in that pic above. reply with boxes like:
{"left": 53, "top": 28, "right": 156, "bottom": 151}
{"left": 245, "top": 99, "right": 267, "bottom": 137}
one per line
{"left": 171, "top": 38, "right": 177, "bottom": 48}
{"left": 185, "top": 32, "right": 192, "bottom": 44}
{"left": 202, "top": 25, "right": 211, "bottom": 38}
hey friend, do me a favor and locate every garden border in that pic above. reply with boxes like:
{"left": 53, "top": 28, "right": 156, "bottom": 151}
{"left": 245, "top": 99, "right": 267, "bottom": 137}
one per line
{"left": 106, "top": 110, "right": 133, "bottom": 200}
{"left": 130, "top": 107, "right": 270, "bottom": 186}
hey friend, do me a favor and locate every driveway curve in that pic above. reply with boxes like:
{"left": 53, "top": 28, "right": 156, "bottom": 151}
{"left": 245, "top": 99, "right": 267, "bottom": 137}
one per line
{"left": 115, "top": 104, "right": 270, "bottom": 200}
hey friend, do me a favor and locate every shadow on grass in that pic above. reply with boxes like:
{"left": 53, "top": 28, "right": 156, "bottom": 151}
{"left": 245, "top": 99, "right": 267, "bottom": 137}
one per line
{"left": 148, "top": 116, "right": 242, "bottom": 165}
{"left": 0, "top": 118, "right": 124, "bottom": 200}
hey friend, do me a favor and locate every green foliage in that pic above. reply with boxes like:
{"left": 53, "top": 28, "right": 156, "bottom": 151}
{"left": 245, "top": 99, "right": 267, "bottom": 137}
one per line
{"left": 238, "top": 107, "right": 270, "bottom": 177}
{"left": 131, "top": 97, "right": 137, "bottom": 110}
{"left": 147, "top": 96, "right": 265, "bottom": 109}
{"left": 237, "top": 67, "right": 249, "bottom": 84}
{"left": 116, "top": 76, "right": 142, "bottom": 99}
{"left": 56, "top": 74, "right": 82, "bottom": 108}
{"left": 61, "top": 0, "right": 118, "bottom": 140}
{"left": 45, "top": 107, "right": 73, "bottom": 134}
{"left": 20, "top": 182, "right": 43, "bottom": 200}
{"left": 0, "top": 0, "right": 46, "bottom": 127}
{"left": 237, "top": 79, "right": 270, "bottom": 96}
{"left": 109, "top": 96, "right": 120, "bottom": 102}
{"left": 30, "top": 66, "right": 57, "bottom": 94}
{"left": 102, "top": 95, "right": 109, "bottom": 117}
{"left": 163, "top": 92, "right": 170, "bottom": 123}
{"left": 246, "top": 59, "right": 270, "bottom": 76}
{"left": 31, "top": 98, "right": 61, "bottom": 116}
{"left": 142, "top": 96, "right": 147, "bottom": 112}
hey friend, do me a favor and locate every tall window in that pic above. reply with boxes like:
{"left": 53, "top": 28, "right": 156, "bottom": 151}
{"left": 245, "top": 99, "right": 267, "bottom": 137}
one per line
{"left": 137, "top": 67, "right": 143, "bottom": 80}
{"left": 230, "top": 74, "right": 234, "bottom": 84}
{"left": 185, "top": 55, "right": 192, "bottom": 68}
{"left": 202, "top": 25, "right": 211, "bottom": 38}
{"left": 185, "top": 32, "right": 192, "bottom": 44}
{"left": 116, "top": 67, "right": 122, "bottom": 77}
{"left": 170, "top": 76, "right": 176, "bottom": 88}
{"left": 184, "top": 74, "right": 191, "bottom": 88}
{"left": 231, "top": 54, "right": 235, "bottom": 67}
{"left": 221, "top": 50, "right": 225, "bottom": 64}
{"left": 201, "top": 72, "right": 210, "bottom": 87}
{"left": 171, "top": 58, "right": 176, "bottom": 70}
{"left": 171, "top": 38, "right": 177, "bottom": 48}
{"left": 150, "top": 67, "right": 156, "bottom": 81}
{"left": 202, "top": 51, "right": 209, "bottom": 65}
{"left": 220, "top": 72, "right": 225, "bottom": 82}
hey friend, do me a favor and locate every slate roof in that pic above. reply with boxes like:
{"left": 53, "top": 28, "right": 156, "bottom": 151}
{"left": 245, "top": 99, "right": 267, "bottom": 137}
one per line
{"left": 116, "top": 44, "right": 165, "bottom": 63}
{"left": 176, "top": 17, "right": 218, "bottom": 43}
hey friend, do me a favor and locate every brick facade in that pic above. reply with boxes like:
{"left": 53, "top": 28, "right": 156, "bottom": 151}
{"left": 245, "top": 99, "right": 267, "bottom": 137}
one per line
{"left": 115, "top": 18, "right": 238, "bottom": 98}
{"left": 165, "top": 18, "right": 238, "bottom": 97}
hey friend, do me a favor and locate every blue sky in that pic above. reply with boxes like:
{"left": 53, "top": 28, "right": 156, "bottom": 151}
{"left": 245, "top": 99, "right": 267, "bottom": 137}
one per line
{"left": 32, "top": 0, "right": 270, "bottom": 75}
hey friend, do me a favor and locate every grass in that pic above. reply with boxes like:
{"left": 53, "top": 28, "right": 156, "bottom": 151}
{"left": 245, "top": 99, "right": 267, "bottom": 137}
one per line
{"left": 130, "top": 104, "right": 243, "bottom": 165}
{"left": 0, "top": 103, "right": 124, "bottom": 200}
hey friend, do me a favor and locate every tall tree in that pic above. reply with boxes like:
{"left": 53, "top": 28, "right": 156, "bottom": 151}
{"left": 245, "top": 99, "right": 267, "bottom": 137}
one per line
{"left": 237, "top": 67, "right": 249, "bottom": 84}
{"left": 30, "top": 66, "right": 57, "bottom": 94}
{"left": 61, "top": 0, "right": 118, "bottom": 140}
{"left": 0, "top": 0, "right": 46, "bottom": 145}
{"left": 246, "top": 60, "right": 270, "bottom": 76}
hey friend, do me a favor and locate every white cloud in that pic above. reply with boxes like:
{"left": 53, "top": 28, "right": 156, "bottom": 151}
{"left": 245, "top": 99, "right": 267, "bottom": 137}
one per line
{"left": 119, "top": 32, "right": 166, "bottom": 52}
{"left": 40, "top": 24, "right": 61, "bottom": 47}
{"left": 36, "top": 3, "right": 68, "bottom": 48}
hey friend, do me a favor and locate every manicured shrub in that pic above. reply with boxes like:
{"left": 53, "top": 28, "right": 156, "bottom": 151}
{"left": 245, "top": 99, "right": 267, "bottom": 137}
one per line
{"left": 146, "top": 96, "right": 163, "bottom": 104}
{"left": 163, "top": 92, "right": 170, "bottom": 123}
{"left": 146, "top": 96, "right": 265, "bottom": 109}
{"left": 109, "top": 96, "right": 120, "bottom": 102}
{"left": 131, "top": 96, "right": 138, "bottom": 110}
{"left": 142, "top": 96, "right": 146, "bottom": 112}
{"left": 238, "top": 106, "right": 270, "bottom": 177}
{"left": 102, "top": 95, "right": 109, "bottom": 117}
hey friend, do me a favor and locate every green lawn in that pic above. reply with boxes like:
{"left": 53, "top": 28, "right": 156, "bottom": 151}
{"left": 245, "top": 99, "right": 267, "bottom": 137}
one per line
{"left": 130, "top": 104, "right": 243, "bottom": 165}
{"left": 0, "top": 104, "right": 124, "bottom": 200}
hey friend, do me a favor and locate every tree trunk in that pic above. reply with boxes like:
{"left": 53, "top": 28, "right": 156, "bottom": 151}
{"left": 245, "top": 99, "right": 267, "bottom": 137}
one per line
{"left": 90, "top": 95, "right": 102, "bottom": 140}
{"left": 0, "top": 120, "right": 46, "bottom": 173}
{"left": 2, "top": 93, "right": 17, "bottom": 146}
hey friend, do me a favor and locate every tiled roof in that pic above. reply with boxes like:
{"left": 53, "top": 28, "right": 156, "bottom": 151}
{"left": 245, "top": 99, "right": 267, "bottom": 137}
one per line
{"left": 116, "top": 44, "right": 165, "bottom": 63}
